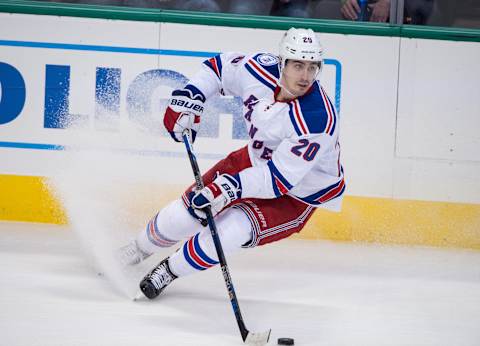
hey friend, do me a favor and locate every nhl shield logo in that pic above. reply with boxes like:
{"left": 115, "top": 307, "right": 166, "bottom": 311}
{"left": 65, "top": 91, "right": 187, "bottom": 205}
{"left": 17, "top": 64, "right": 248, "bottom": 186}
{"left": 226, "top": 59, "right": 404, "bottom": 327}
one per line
{"left": 257, "top": 54, "right": 279, "bottom": 66}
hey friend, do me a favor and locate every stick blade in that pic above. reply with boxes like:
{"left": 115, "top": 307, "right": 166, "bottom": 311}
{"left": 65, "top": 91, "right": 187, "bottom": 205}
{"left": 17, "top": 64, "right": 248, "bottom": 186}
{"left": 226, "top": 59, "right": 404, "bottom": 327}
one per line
{"left": 245, "top": 329, "right": 271, "bottom": 346}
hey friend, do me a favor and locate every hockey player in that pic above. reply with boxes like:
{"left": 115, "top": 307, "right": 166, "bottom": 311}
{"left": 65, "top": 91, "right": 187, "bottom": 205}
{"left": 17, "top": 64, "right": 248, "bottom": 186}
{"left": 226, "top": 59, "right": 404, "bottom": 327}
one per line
{"left": 120, "top": 27, "right": 345, "bottom": 299}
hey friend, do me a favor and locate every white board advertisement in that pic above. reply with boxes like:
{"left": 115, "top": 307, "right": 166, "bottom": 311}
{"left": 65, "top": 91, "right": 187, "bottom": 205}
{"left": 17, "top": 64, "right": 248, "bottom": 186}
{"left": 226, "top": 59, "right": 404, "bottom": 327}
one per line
{"left": 1, "top": 13, "right": 479, "bottom": 205}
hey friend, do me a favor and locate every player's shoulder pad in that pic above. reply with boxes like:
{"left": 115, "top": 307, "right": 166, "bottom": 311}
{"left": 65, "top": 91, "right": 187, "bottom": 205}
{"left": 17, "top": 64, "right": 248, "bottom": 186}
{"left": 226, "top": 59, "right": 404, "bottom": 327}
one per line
{"left": 252, "top": 53, "right": 281, "bottom": 78}
{"left": 244, "top": 53, "right": 280, "bottom": 91}
{"left": 288, "top": 82, "right": 338, "bottom": 136}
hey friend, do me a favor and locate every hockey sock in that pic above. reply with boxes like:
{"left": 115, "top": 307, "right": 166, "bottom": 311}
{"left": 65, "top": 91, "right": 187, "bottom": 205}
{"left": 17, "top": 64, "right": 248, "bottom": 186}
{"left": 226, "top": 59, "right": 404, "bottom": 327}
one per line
{"left": 168, "top": 207, "right": 252, "bottom": 277}
{"left": 135, "top": 199, "right": 202, "bottom": 255}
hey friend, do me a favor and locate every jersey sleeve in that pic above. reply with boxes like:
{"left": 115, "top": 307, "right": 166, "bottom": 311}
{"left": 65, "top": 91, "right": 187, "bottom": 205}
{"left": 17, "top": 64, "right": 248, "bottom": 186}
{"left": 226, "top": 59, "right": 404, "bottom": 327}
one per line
{"left": 238, "top": 133, "right": 331, "bottom": 199}
{"left": 185, "top": 52, "right": 247, "bottom": 100}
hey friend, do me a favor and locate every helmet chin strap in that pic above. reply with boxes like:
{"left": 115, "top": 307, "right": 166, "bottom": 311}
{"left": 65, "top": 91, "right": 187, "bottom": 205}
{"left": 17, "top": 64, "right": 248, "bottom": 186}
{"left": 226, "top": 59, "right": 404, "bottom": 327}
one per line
{"left": 278, "top": 58, "right": 297, "bottom": 98}
{"left": 278, "top": 80, "right": 299, "bottom": 99}
{"left": 278, "top": 69, "right": 301, "bottom": 99}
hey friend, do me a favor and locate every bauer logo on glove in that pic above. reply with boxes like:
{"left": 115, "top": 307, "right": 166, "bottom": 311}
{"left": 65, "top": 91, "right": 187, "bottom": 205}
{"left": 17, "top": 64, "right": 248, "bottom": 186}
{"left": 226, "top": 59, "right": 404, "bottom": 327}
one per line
{"left": 220, "top": 182, "right": 237, "bottom": 202}
{"left": 188, "top": 173, "right": 242, "bottom": 222}
{"left": 170, "top": 99, "right": 204, "bottom": 113}
{"left": 163, "top": 84, "right": 206, "bottom": 143}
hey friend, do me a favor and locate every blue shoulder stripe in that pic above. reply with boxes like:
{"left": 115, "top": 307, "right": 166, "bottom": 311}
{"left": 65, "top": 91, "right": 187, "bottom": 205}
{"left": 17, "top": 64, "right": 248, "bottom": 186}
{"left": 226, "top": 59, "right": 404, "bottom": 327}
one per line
{"left": 252, "top": 53, "right": 281, "bottom": 79}
{"left": 295, "top": 82, "right": 336, "bottom": 135}
{"left": 245, "top": 63, "right": 276, "bottom": 91}
{"left": 244, "top": 53, "right": 279, "bottom": 92}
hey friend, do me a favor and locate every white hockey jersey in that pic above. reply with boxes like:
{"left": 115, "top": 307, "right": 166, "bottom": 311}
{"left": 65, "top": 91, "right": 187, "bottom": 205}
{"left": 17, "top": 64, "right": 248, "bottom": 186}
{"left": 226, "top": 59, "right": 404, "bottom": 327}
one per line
{"left": 187, "top": 52, "right": 345, "bottom": 211}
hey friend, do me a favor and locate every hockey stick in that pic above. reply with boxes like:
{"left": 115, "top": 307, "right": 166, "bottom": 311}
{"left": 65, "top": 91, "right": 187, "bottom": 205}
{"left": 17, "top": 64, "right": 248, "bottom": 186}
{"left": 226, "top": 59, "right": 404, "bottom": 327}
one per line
{"left": 182, "top": 130, "right": 271, "bottom": 346}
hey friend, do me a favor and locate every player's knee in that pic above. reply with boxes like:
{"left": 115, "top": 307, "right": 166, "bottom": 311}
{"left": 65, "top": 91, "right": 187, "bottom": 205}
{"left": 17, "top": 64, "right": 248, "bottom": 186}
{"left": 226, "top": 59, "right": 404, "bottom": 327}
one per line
{"left": 156, "top": 199, "right": 200, "bottom": 241}
{"left": 200, "top": 208, "right": 253, "bottom": 255}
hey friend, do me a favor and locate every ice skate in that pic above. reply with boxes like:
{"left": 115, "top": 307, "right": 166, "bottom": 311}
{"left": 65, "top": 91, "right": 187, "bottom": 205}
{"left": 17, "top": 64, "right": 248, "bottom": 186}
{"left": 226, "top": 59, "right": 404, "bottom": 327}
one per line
{"left": 117, "top": 240, "right": 150, "bottom": 266}
{"left": 139, "top": 258, "right": 177, "bottom": 299}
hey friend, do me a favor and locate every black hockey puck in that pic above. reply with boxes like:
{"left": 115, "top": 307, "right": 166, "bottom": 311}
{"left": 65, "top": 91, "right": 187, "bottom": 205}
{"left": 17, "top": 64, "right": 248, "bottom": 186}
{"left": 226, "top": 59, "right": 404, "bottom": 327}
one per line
{"left": 278, "top": 337, "right": 294, "bottom": 345}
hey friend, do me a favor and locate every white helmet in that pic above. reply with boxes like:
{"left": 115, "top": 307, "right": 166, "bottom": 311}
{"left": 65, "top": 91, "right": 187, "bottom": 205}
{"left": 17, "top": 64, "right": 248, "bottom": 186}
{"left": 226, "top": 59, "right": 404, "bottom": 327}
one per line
{"left": 279, "top": 27, "right": 324, "bottom": 71}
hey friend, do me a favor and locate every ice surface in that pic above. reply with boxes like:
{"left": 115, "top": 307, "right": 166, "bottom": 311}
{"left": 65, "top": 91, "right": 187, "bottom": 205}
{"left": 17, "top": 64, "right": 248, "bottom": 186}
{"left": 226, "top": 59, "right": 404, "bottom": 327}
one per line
{"left": 1, "top": 222, "right": 480, "bottom": 346}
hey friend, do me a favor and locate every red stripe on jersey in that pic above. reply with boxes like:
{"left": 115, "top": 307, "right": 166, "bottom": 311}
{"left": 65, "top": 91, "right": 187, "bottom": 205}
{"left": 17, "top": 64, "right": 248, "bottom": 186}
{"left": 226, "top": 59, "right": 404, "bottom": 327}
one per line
{"left": 320, "top": 87, "right": 333, "bottom": 134}
{"left": 325, "top": 96, "right": 335, "bottom": 135}
{"left": 209, "top": 57, "right": 221, "bottom": 78}
{"left": 293, "top": 100, "right": 308, "bottom": 135}
{"left": 187, "top": 238, "right": 212, "bottom": 268}
{"left": 318, "top": 179, "right": 345, "bottom": 203}
{"left": 275, "top": 177, "right": 289, "bottom": 195}
{"left": 249, "top": 59, "right": 277, "bottom": 85}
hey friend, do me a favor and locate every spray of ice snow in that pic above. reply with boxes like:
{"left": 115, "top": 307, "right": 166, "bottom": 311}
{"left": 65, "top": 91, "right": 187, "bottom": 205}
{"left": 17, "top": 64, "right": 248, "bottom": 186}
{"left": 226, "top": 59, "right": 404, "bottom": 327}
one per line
{"left": 45, "top": 84, "right": 184, "bottom": 299}
{"left": 46, "top": 123, "right": 161, "bottom": 298}
{"left": 44, "top": 70, "right": 244, "bottom": 299}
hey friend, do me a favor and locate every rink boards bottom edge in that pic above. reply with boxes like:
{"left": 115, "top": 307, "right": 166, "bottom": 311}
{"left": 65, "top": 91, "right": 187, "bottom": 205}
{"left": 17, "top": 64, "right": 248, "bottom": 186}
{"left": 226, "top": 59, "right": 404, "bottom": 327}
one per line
{"left": 1, "top": 174, "right": 479, "bottom": 250}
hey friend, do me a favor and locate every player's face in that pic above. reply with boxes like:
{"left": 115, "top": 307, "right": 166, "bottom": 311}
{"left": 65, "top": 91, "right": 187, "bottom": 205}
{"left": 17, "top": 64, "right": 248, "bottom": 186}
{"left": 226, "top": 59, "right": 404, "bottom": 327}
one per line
{"left": 281, "top": 60, "right": 320, "bottom": 96}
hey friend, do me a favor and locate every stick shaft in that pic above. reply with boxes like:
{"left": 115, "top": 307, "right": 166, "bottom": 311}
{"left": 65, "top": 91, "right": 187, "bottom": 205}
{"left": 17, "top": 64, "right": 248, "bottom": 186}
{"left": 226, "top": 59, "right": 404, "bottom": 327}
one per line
{"left": 182, "top": 132, "right": 249, "bottom": 341}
